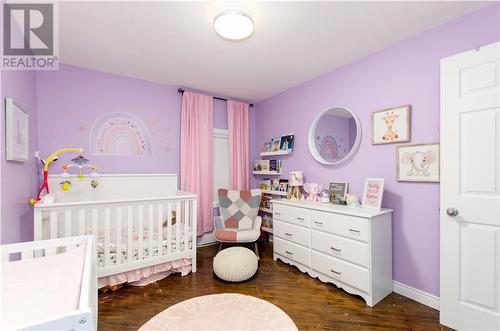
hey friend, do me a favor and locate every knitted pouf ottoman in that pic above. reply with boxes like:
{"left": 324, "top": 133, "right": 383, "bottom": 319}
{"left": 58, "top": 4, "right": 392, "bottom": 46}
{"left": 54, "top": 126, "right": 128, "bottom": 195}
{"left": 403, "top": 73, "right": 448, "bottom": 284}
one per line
{"left": 213, "top": 247, "right": 258, "bottom": 282}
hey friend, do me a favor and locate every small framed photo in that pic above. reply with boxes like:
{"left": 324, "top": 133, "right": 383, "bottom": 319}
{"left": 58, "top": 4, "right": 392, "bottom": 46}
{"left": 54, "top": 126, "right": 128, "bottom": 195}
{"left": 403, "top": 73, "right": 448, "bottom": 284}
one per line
{"left": 397, "top": 143, "right": 440, "bottom": 182}
{"left": 328, "top": 181, "right": 348, "bottom": 204}
{"left": 362, "top": 178, "right": 384, "bottom": 210}
{"left": 5, "top": 97, "right": 29, "bottom": 162}
{"left": 279, "top": 134, "right": 294, "bottom": 151}
{"left": 372, "top": 104, "right": 411, "bottom": 145}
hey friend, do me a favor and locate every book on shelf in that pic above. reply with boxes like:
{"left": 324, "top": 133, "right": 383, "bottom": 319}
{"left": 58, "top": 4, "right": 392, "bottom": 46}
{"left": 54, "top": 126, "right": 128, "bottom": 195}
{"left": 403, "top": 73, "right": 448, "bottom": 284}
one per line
{"left": 253, "top": 159, "right": 281, "bottom": 173}
{"left": 262, "top": 214, "right": 273, "bottom": 229}
{"left": 259, "top": 195, "right": 272, "bottom": 210}
{"left": 260, "top": 159, "right": 270, "bottom": 172}
{"left": 259, "top": 178, "right": 272, "bottom": 191}
{"left": 253, "top": 160, "right": 262, "bottom": 172}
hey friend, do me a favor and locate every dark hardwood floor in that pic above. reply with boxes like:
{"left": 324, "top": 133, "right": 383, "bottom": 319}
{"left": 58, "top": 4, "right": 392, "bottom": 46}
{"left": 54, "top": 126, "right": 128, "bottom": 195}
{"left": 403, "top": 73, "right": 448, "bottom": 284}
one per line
{"left": 99, "top": 242, "right": 451, "bottom": 330}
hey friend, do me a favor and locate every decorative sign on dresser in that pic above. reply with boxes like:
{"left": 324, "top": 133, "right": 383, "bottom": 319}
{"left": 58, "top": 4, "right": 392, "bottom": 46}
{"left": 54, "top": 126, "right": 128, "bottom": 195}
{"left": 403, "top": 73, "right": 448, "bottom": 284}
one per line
{"left": 271, "top": 199, "right": 393, "bottom": 307}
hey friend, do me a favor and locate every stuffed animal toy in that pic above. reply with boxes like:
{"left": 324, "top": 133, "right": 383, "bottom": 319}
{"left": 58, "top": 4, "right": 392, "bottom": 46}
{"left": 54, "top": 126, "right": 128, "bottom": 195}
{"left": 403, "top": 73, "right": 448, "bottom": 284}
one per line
{"left": 303, "top": 183, "right": 322, "bottom": 202}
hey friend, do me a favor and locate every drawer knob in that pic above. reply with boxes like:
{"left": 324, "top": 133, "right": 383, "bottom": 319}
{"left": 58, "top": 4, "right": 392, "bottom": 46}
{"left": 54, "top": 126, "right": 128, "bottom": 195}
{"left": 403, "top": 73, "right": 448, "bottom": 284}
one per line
{"left": 314, "top": 221, "right": 323, "bottom": 225}
{"left": 297, "top": 217, "right": 305, "bottom": 221}
{"left": 285, "top": 250, "right": 293, "bottom": 255}
{"left": 330, "top": 246, "right": 341, "bottom": 252}
{"left": 285, "top": 232, "right": 293, "bottom": 236}
{"left": 349, "top": 228, "right": 360, "bottom": 233}
{"left": 275, "top": 212, "right": 281, "bottom": 216}
{"left": 331, "top": 269, "right": 342, "bottom": 275}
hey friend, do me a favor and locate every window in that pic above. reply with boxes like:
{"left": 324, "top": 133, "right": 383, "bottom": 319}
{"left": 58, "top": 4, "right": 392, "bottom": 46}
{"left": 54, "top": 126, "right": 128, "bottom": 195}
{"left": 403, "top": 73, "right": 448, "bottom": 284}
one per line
{"left": 213, "top": 129, "right": 229, "bottom": 206}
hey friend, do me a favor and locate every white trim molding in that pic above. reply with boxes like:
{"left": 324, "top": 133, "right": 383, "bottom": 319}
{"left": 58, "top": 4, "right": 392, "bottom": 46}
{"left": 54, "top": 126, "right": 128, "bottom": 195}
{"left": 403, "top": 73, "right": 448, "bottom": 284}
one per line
{"left": 392, "top": 281, "right": 440, "bottom": 311}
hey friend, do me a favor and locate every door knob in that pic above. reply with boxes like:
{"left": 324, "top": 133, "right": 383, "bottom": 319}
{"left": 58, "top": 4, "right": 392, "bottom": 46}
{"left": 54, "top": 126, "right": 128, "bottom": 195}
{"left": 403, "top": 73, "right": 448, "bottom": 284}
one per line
{"left": 446, "top": 208, "right": 459, "bottom": 217}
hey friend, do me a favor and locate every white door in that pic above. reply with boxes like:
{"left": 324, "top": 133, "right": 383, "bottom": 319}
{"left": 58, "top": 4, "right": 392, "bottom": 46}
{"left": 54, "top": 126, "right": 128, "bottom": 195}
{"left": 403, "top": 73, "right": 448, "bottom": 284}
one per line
{"left": 440, "top": 42, "right": 500, "bottom": 331}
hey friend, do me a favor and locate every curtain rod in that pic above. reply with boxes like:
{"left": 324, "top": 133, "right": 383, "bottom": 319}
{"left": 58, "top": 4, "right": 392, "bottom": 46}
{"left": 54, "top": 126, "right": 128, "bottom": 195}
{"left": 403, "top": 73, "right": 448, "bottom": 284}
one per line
{"left": 177, "top": 88, "right": 254, "bottom": 107}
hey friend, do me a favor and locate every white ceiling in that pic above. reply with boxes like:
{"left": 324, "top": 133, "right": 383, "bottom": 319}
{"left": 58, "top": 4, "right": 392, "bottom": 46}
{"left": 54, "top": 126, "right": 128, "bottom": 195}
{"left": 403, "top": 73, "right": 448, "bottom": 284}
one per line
{"left": 59, "top": 1, "right": 490, "bottom": 102}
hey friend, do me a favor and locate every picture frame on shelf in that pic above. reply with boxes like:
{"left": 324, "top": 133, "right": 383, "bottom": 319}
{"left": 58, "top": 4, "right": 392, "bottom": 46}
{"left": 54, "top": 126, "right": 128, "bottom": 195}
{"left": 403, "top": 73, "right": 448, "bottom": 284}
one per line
{"left": 396, "top": 143, "right": 440, "bottom": 182}
{"left": 5, "top": 97, "right": 29, "bottom": 162}
{"left": 362, "top": 178, "right": 385, "bottom": 211}
{"left": 372, "top": 104, "right": 411, "bottom": 145}
{"left": 279, "top": 134, "right": 294, "bottom": 152}
{"left": 329, "top": 181, "right": 348, "bottom": 205}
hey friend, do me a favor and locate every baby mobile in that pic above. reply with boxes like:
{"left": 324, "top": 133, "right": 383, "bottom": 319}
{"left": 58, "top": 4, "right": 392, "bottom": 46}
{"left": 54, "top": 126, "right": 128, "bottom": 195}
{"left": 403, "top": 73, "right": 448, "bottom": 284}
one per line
{"left": 29, "top": 147, "right": 99, "bottom": 205}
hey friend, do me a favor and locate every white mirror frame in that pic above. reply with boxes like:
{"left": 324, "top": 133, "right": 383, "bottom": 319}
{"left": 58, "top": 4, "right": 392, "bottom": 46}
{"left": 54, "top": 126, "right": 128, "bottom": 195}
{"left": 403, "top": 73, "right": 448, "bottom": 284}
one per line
{"left": 308, "top": 106, "right": 362, "bottom": 165}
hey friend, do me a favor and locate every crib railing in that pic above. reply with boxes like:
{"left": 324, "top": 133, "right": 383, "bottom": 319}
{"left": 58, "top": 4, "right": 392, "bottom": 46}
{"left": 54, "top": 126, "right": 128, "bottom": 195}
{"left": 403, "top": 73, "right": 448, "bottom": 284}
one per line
{"left": 34, "top": 191, "right": 197, "bottom": 277}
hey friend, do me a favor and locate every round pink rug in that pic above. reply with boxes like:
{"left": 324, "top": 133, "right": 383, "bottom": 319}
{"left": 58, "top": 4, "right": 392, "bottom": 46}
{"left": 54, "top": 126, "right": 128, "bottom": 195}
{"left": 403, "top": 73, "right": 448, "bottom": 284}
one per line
{"left": 139, "top": 293, "right": 298, "bottom": 331}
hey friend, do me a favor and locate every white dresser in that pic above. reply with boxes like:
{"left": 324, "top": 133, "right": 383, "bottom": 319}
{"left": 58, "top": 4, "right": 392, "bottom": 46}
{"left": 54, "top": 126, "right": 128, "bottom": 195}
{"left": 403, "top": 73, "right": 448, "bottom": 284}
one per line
{"left": 271, "top": 199, "right": 393, "bottom": 307}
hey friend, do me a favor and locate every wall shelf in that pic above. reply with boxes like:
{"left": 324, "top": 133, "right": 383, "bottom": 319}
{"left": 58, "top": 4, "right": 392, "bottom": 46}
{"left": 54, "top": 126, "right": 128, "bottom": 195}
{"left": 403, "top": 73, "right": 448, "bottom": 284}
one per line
{"left": 253, "top": 171, "right": 282, "bottom": 175}
{"left": 261, "top": 190, "right": 288, "bottom": 196}
{"left": 259, "top": 207, "right": 273, "bottom": 213}
{"left": 260, "top": 150, "right": 293, "bottom": 157}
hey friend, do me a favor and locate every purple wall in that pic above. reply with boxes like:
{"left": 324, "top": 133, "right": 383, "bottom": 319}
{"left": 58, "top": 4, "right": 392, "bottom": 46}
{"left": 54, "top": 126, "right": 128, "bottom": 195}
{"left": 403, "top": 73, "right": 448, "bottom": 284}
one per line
{"left": 37, "top": 64, "right": 230, "bottom": 174}
{"left": 253, "top": 4, "right": 500, "bottom": 296}
{"left": 1, "top": 70, "right": 39, "bottom": 244}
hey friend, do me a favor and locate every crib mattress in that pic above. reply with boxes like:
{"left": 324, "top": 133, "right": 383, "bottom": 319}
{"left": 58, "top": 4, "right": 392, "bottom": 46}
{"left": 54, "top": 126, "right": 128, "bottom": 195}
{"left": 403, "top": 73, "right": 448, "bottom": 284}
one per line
{"left": 1, "top": 245, "right": 86, "bottom": 330}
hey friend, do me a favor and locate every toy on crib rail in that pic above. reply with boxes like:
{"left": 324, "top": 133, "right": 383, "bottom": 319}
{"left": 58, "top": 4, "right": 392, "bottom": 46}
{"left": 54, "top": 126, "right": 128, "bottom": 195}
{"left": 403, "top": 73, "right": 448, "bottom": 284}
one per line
{"left": 29, "top": 148, "right": 99, "bottom": 205}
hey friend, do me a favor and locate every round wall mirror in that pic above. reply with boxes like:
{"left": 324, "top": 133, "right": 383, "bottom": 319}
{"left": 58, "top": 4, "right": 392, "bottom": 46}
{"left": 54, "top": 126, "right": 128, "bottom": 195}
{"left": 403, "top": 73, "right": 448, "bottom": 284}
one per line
{"left": 308, "top": 106, "right": 361, "bottom": 165}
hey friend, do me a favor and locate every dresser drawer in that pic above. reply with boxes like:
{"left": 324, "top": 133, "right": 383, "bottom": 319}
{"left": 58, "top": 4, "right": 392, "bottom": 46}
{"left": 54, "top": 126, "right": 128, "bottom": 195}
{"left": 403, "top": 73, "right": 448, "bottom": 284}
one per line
{"left": 311, "top": 230, "right": 369, "bottom": 267}
{"left": 274, "top": 237, "right": 310, "bottom": 267}
{"left": 274, "top": 220, "right": 310, "bottom": 247}
{"left": 274, "top": 204, "right": 310, "bottom": 227}
{"left": 311, "top": 210, "right": 369, "bottom": 242}
{"left": 311, "top": 251, "right": 370, "bottom": 293}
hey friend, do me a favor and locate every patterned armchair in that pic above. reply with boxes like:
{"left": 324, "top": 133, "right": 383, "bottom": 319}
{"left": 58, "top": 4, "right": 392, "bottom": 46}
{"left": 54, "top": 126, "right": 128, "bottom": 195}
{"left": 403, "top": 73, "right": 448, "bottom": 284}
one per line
{"left": 214, "top": 189, "right": 262, "bottom": 256}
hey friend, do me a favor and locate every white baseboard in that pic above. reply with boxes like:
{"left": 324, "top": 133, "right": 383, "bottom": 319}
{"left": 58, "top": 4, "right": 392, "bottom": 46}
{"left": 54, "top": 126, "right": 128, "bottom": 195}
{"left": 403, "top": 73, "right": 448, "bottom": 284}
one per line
{"left": 393, "top": 281, "right": 440, "bottom": 310}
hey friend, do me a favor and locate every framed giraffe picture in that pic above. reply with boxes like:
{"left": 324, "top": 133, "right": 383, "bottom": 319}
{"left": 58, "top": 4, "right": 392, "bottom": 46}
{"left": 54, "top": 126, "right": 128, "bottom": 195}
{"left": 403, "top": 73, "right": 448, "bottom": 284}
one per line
{"left": 371, "top": 104, "right": 411, "bottom": 145}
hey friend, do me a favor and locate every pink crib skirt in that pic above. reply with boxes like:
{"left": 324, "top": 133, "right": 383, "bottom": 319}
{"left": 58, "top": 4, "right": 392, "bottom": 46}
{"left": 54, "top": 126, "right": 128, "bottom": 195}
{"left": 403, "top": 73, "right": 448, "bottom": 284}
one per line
{"left": 98, "top": 258, "right": 192, "bottom": 288}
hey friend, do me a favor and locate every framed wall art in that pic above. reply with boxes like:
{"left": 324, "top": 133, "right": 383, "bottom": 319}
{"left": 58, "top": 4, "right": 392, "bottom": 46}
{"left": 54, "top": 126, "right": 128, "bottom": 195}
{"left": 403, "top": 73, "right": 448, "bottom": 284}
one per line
{"left": 397, "top": 143, "right": 440, "bottom": 182}
{"left": 372, "top": 104, "right": 411, "bottom": 145}
{"left": 5, "top": 97, "right": 29, "bottom": 162}
{"left": 362, "top": 178, "right": 384, "bottom": 211}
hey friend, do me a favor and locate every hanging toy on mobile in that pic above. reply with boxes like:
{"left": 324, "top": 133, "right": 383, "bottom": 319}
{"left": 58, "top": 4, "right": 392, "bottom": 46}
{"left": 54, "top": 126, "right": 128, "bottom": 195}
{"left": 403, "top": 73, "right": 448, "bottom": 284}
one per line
{"left": 29, "top": 148, "right": 98, "bottom": 205}
{"left": 60, "top": 154, "right": 99, "bottom": 191}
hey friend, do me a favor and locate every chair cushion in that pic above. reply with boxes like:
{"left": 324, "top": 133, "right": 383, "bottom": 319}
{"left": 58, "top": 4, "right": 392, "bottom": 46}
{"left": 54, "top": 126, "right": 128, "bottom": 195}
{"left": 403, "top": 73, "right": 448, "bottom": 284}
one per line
{"left": 218, "top": 189, "right": 261, "bottom": 230}
{"left": 213, "top": 228, "right": 260, "bottom": 243}
{"left": 213, "top": 247, "right": 258, "bottom": 282}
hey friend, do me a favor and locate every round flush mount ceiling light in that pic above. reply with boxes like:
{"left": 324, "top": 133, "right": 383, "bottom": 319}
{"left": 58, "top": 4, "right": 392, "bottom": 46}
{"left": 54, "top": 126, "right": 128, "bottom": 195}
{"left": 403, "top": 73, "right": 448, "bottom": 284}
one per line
{"left": 214, "top": 9, "right": 254, "bottom": 41}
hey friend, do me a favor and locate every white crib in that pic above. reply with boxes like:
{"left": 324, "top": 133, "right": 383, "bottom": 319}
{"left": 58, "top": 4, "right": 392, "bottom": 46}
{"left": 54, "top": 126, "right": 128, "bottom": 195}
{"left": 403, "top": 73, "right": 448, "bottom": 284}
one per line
{"left": 33, "top": 174, "right": 197, "bottom": 281}
{"left": 1, "top": 235, "right": 97, "bottom": 331}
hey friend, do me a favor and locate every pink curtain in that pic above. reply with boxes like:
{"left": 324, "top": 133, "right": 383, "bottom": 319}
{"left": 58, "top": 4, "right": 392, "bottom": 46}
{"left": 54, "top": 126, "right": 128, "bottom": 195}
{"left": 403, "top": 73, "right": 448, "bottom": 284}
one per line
{"left": 180, "top": 91, "right": 214, "bottom": 236}
{"left": 227, "top": 100, "right": 250, "bottom": 190}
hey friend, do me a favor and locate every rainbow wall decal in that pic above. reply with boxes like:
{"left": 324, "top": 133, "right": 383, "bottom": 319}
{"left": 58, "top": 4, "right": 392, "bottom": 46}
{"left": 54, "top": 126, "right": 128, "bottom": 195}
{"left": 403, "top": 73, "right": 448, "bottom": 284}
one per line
{"left": 89, "top": 112, "right": 152, "bottom": 155}
{"left": 319, "top": 135, "right": 338, "bottom": 162}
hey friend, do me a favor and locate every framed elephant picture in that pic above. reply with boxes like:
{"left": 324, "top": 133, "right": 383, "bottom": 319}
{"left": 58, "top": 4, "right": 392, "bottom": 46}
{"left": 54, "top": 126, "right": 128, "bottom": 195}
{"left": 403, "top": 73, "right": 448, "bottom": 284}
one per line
{"left": 397, "top": 143, "right": 440, "bottom": 182}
